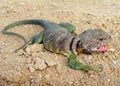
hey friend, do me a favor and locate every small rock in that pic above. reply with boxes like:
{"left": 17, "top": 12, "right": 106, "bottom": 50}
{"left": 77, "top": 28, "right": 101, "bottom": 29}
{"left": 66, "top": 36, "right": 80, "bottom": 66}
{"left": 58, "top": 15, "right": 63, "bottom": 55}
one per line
{"left": 45, "top": 57, "right": 57, "bottom": 67}
{"left": 38, "top": 73, "right": 42, "bottom": 80}
{"left": 50, "top": 3, "right": 57, "bottom": 7}
{"left": 30, "top": 76, "right": 34, "bottom": 81}
{"left": 25, "top": 44, "right": 43, "bottom": 56}
{"left": 113, "top": 61, "right": 117, "bottom": 64}
{"left": 26, "top": 58, "right": 32, "bottom": 64}
{"left": 107, "top": 79, "right": 110, "bottom": 82}
{"left": 68, "top": 81, "right": 73, "bottom": 85}
{"left": 107, "top": 48, "right": 115, "bottom": 52}
{"left": 88, "top": 56, "right": 92, "bottom": 59}
{"left": 33, "top": 7, "right": 36, "bottom": 10}
{"left": 33, "top": 57, "right": 47, "bottom": 70}
{"left": 29, "top": 67, "right": 35, "bottom": 72}
{"left": 45, "top": 74, "right": 50, "bottom": 79}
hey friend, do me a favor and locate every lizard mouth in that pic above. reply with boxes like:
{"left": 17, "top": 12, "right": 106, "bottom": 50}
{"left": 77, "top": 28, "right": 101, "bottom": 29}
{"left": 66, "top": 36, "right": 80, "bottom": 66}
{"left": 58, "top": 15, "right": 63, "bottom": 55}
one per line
{"left": 97, "top": 45, "right": 107, "bottom": 51}
{"left": 91, "top": 45, "right": 107, "bottom": 52}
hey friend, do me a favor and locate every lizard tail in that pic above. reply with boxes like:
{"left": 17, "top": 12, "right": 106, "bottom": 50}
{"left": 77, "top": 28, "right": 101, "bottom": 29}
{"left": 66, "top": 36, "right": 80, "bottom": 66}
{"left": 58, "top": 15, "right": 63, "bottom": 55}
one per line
{"left": 1, "top": 19, "right": 46, "bottom": 43}
{"left": 1, "top": 19, "right": 50, "bottom": 52}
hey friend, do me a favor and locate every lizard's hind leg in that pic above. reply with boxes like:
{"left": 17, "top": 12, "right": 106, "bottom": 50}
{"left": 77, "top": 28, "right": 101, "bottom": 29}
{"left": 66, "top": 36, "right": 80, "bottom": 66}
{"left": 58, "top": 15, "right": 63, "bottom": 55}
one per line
{"left": 23, "top": 30, "right": 44, "bottom": 49}
{"left": 33, "top": 30, "right": 44, "bottom": 43}
{"left": 59, "top": 22, "right": 76, "bottom": 33}
{"left": 15, "top": 30, "right": 45, "bottom": 52}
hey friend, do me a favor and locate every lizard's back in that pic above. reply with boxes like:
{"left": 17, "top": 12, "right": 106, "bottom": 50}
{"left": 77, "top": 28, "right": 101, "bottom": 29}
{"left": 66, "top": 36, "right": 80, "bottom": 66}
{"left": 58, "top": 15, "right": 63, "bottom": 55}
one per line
{"left": 43, "top": 23, "right": 74, "bottom": 54}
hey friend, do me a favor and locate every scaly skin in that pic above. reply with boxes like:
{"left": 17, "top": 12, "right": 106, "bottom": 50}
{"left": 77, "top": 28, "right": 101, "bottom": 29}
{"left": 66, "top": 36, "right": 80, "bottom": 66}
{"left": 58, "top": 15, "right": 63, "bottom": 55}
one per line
{"left": 1, "top": 19, "right": 111, "bottom": 72}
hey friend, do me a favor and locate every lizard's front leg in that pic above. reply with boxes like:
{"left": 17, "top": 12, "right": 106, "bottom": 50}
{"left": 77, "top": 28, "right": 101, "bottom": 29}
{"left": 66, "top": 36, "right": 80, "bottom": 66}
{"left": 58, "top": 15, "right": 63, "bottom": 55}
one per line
{"left": 68, "top": 53, "right": 100, "bottom": 72}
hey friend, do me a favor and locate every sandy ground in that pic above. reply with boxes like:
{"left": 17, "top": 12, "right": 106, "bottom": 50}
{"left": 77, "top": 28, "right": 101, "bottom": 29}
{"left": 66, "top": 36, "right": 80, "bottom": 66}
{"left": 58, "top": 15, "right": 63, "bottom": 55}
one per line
{"left": 0, "top": 0, "right": 120, "bottom": 86}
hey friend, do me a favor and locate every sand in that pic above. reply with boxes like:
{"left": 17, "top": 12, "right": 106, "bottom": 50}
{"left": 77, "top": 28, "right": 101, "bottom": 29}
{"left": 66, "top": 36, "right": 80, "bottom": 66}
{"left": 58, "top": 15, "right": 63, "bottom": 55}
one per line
{"left": 0, "top": 0, "right": 120, "bottom": 86}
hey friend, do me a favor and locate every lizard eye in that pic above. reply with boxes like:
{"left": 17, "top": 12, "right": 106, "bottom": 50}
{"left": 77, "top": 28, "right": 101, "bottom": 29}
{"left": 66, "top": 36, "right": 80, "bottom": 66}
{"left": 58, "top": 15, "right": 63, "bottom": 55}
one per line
{"left": 98, "top": 38, "right": 104, "bottom": 41}
{"left": 99, "top": 38, "right": 104, "bottom": 41}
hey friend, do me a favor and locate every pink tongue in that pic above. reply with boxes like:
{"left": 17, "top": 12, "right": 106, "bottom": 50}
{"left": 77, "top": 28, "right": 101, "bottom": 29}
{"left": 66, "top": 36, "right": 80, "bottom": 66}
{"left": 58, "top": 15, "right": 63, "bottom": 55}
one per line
{"left": 97, "top": 45, "right": 107, "bottom": 51}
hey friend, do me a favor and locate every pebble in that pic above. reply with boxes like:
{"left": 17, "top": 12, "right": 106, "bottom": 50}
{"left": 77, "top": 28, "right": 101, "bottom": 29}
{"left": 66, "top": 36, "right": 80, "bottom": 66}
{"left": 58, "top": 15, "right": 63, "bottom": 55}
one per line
{"left": 45, "top": 58, "right": 57, "bottom": 66}
{"left": 25, "top": 44, "right": 43, "bottom": 56}
{"left": 29, "top": 67, "right": 35, "bottom": 72}
{"left": 107, "top": 79, "right": 111, "bottom": 82}
{"left": 38, "top": 73, "right": 42, "bottom": 80}
{"left": 45, "top": 74, "right": 50, "bottom": 79}
{"left": 107, "top": 48, "right": 115, "bottom": 52}
{"left": 68, "top": 81, "right": 73, "bottom": 85}
{"left": 30, "top": 76, "right": 34, "bottom": 82}
{"left": 113, "top": 61, "right": 117, "bottom": 64}
{"left": 50, "top": 3, "right": 57, "bottom": 7}
{"left": 33, "top": 57, "right": 47, "bottom": 70}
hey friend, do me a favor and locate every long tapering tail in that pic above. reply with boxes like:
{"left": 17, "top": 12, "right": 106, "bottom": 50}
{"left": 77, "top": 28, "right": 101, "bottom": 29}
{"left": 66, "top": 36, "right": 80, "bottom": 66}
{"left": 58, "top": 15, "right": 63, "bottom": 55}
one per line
{"left": 1, "top": 19, "right": 49, "bottom": 43}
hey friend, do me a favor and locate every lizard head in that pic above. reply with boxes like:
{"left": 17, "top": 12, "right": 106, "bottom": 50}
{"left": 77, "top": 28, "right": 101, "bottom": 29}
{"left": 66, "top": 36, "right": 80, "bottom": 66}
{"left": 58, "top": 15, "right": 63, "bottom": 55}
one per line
{"left": 78, "top": 29, "right": 111, "bottom": 53}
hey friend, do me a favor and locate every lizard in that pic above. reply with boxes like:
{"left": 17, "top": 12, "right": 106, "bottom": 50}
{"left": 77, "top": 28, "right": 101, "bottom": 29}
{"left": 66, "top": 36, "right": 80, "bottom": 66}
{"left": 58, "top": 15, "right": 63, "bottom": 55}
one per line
{"left": 1, "top": 19, "right": 111, "bottom": 72}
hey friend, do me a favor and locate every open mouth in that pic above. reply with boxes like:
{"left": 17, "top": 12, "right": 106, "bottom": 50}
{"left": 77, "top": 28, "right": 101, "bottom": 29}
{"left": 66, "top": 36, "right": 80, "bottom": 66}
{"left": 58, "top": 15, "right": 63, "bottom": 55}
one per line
{"left": 91, "top": 45, "right": 107, "bottom": 52}
{"left": 96, "top": 45, "right": 107, "bottom": 51}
